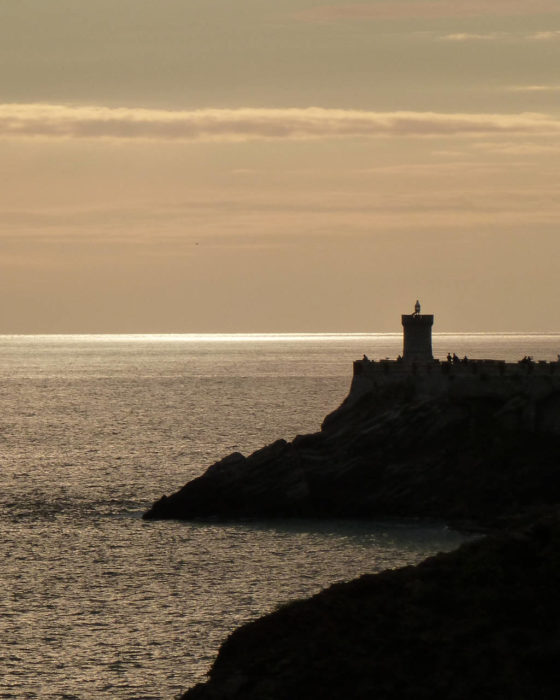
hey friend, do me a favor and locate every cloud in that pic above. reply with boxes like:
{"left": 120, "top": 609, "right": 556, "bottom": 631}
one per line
{"left": 440, "top": 29, "right": 560, "bottom": 42}
{"left": 530, "top": 30, "right": 560, "bottom": 40}
{"left": 472, "top": 140, "right": 560, "bottom": 155}
{"left": 2, "top": 104, "right": 560, "bottom": 142}
{"left": 296, "top": 1, "right": 559, "bottom": 22}
{"left": 440, "top": 33, "right": 503, "bottom": 42}
{"left": 505, "top": 85, "right": 560, "bottom": 92}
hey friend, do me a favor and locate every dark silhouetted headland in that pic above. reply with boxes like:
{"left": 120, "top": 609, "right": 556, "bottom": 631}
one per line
{"left": 144, "top": 303, "right": 560, "bottom": 529}
{"left": 181, "top": 514, "right": 560, "bottom": 700}
{"left": 145, "top": 305, "right": 560, "bottom": 699}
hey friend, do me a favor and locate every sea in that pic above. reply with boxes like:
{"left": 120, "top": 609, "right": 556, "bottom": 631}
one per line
{"left": 2, "top": 333, "right": 559, "bottom": 699}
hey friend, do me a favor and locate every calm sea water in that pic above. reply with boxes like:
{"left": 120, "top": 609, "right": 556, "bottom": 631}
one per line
{"left": 1, "top": 333, "right": 559, "bottom": 699}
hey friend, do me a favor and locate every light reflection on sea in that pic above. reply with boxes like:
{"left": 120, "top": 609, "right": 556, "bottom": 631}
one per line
{"left": 1, "top": 334, "right": 557, "bottom": 698}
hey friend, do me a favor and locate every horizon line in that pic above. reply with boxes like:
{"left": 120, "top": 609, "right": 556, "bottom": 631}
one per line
{"left": 1, "top": 331, "right": 560, "bottom": 340}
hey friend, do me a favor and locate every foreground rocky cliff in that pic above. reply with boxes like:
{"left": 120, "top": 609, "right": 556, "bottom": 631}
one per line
{"left": 144, "top": 378, "right": 560, "bottom": 527}
{"left": 145, "top": 363, "right": 560, "bottom": 698}
{"left": 181, "top": 515, "right": 560, "bottom": 700}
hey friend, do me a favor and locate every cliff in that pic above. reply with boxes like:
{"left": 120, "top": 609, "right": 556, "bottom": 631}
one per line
{"left": 144, "top": 360, "right": 560, "bottom": 527}
{"left": 145, "top": 357, "right": 560, "bottom": 699}
{"left": 181, "top": 515, "right": 560, "bottom": 700}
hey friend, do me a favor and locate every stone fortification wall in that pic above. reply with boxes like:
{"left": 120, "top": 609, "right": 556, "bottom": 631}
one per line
{"left": 350, "top": 357, "right": 560, "bottom": 403}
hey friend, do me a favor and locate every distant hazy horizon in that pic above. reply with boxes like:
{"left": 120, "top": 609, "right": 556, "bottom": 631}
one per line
{"left": 2, "top": 331, "right": 560, "bottom": 338}
{"left": 2, "top": 1, "right": 560, "bottom": 333}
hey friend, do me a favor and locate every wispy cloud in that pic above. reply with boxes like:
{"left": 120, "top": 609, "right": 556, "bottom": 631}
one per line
{"left": 505, "top": 85, "right": 560, "bottom": 92}
{"left": 2, "top": 104, "right": 560, "bottom": 142}
{"left": 530, "top": 30, "right": 560, "bottom": 40}
{"left": 472, "top": 140, "right": 560, "bottom": 155}
{"left": 440, "top": 29, "right": 560, "bottom": 42}
{"left": 297, "top": 1, "right": 559, "bottom": 23}
{"left": 440, "top": 33, "right": 504, "bottom": 42}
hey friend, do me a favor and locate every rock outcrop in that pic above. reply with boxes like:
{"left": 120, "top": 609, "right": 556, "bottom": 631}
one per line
{"left": 181, "top": 515, "right": 560, "bottom": 700}
{"left": 144, "top": 359, "right": 560, "bottom": 699}
{"left": 144, "top": 378, "right": 560, "bottom": 527}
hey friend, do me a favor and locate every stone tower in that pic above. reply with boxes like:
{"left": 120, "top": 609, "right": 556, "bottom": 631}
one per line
{"left": 401, "top": 300, "right": 433, "bottom": 363}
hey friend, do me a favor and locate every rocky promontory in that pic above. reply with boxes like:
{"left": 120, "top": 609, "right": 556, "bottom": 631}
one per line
{"left": 181, "top": 515, "right": 560, "bottom": 699}
{"left": 144, "top": 351, "right": 560, "bottom": 698}
{"left": 144, "top": 363, "right": 560, "bottom": 527}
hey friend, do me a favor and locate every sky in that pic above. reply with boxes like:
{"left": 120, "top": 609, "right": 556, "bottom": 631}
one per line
{"left": 2, "top": 0, "right": 560, "bottom": 333}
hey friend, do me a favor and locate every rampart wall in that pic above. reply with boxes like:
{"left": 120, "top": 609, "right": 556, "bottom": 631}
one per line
{"left": 350, "top": 357, "right": 560, "bottom": 404}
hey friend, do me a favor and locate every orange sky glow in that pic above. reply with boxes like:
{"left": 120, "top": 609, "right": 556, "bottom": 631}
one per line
{"left": 1, "top": 0, "right": 560, "bottom": 332}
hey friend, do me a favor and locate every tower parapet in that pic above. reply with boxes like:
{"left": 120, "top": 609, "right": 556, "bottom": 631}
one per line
{"left": 401, "top": 300, "right": 433, "bottom": 363}
{"left": 348, "top": 302, "right": 560, "bottom": 410}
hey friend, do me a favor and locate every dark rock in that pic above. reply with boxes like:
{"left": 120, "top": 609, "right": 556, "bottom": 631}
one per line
{"left": 144, "top": 365, "right": 560, "bottom": 698}
{"left": 143, "top": 383, "right": 560, "bottom": 526}
{"left": 180, "top": 515, "right": 560, "bottom": 700}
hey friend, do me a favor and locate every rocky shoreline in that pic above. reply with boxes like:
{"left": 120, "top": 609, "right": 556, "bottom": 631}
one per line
{"left": 181, "top": 515, "right": 560, "bottom": 700}
{"left": 143, "top": 362, "right": 560, "bottom": 698}
{"left": 143, "top": 376, "right": 560, "bottom": 529}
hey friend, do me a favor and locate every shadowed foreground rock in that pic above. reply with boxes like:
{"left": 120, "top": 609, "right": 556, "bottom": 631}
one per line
{"left": 182, "top": 516, "right": 560, "bottom": 700}
{"left": 144, "top": 382, "right": 560, "bottom": 527}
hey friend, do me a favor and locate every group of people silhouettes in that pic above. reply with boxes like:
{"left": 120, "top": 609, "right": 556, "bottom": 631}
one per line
{"left": 446, "top": 353, "right": 469, "bottom": 364}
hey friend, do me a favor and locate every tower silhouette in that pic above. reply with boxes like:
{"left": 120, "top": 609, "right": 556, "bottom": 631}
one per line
{"left": 401, "top": 300, "right": 433, "bottom": 363}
